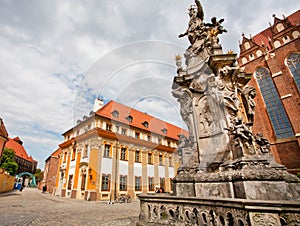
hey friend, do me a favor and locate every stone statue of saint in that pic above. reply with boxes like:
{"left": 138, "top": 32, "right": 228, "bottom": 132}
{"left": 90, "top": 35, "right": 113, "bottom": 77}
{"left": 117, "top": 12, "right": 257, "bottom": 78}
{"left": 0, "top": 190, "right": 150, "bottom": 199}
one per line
{"left": 242, "top": 85, "right": 256, "bottom": 124}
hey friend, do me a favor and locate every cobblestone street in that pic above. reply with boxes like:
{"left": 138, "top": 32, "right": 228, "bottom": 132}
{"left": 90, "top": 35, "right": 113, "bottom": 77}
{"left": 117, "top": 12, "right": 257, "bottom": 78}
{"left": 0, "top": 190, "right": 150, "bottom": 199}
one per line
{"left": 0, "top": 188, "right": 140, "bottom": 226}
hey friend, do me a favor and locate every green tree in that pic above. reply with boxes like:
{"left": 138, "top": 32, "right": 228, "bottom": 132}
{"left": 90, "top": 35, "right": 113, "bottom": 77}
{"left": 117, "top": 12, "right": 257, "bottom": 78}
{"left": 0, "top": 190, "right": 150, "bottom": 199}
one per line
{"left": 34, "top": 168, "right": 44, "bottom": 183}
{"left": 0, "top": 148, "right": 18, "bottom": 176}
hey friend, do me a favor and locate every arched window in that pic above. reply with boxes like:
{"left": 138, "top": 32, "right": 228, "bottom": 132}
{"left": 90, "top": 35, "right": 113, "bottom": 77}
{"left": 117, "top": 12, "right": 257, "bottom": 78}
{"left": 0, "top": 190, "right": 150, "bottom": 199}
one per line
{"left": 255, "top": 67, "right": 294, "bottom": 139}
{"left": 286, "top": 53, "right": 300, "bottom": 91}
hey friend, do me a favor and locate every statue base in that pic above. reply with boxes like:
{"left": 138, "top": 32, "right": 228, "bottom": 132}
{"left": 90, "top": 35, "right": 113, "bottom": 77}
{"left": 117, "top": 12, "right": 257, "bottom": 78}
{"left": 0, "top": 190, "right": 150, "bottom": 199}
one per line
{"left": 138, "top": 157, "right": 300, "bottom": 225}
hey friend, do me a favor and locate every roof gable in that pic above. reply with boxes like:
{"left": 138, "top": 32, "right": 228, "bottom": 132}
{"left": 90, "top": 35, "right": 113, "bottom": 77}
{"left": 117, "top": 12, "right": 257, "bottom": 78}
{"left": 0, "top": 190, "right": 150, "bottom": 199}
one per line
{"left": 5, "top": 137, "right": 35, "bottom": 162}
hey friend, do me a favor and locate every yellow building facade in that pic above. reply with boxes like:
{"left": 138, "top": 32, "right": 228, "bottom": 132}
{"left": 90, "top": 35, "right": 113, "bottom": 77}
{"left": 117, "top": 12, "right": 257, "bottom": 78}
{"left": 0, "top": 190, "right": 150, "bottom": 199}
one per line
{"left": 55, "top": 100, "right": 186, "bottom": 201}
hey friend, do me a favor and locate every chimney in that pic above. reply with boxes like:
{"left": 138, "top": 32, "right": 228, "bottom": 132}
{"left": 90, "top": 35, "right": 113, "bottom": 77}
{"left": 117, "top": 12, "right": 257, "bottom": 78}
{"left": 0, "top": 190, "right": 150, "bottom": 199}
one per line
{"left": 94, "top": 98, "right": 104, "bottom": 112}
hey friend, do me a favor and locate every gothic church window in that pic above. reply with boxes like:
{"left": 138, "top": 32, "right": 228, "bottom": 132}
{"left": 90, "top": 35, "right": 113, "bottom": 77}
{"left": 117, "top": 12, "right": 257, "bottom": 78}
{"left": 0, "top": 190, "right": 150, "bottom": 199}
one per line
{"left": 286, "top": 53, "right": 300, "bottom": 91}
{"left": 255, "top": 67, "right": 294, "bottom": 139}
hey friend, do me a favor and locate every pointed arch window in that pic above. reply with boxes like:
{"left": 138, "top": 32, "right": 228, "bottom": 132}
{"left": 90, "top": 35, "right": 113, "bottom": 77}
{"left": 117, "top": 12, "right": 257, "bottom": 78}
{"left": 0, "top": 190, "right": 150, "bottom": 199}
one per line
{"left": 286, "top": 53, "right": 300, "bottom": 91}
{"left": 255, "top": 67, "right": 294, "bottom": 139}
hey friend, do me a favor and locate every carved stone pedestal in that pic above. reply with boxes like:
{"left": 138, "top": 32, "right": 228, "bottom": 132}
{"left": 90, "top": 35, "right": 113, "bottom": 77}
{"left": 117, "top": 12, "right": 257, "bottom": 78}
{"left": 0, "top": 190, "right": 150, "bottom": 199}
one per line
{"left": 138, "top": 1, "right": 300, "bottom": 225}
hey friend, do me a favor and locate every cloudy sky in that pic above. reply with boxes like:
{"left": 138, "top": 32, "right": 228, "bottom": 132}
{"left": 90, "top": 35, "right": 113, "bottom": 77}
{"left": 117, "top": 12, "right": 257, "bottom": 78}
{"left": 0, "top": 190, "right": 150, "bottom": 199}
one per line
{"left": 1, "top": 0, "right": 299, "bottom": 169}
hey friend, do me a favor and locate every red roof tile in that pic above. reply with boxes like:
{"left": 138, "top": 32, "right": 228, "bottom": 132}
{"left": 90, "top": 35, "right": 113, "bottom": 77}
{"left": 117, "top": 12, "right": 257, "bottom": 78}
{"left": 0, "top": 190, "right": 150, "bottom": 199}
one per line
{"left": 5, "top": 137, "right": 35, "bottom": 162}
{"left": 288, "top": 9, "right": 300, "bottom": 26}
{"left": 96, "top": 100, "right": 188, "bottom": 140}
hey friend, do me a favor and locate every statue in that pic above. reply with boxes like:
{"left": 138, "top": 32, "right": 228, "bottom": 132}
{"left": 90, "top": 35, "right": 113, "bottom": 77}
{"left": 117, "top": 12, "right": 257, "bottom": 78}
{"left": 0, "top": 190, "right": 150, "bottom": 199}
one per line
{"left": 255, "top": 133, "right": 270, "bottom": 153}
{"left": 242, "top": 85, "right": 256, "bottom": 124}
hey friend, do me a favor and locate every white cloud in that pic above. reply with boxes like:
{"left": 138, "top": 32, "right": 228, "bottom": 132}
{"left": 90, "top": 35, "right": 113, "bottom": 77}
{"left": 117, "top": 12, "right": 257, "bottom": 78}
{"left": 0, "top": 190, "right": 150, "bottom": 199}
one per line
{"left": 0, "top": 0, "right": 299, "bottom": 169}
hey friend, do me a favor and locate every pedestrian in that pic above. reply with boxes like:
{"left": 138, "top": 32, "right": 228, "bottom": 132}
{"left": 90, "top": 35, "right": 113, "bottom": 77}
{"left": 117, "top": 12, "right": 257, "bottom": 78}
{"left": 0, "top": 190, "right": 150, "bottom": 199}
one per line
{"left": 42, "top": 184, "right": 47, "bottom": 193}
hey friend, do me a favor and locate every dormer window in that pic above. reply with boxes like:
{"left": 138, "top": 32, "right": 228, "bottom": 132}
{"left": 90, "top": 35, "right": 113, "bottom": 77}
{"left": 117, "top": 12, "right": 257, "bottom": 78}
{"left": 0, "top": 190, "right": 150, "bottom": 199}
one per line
{"left": 111, "top": 110, "right": 119, "bottom": 118}
{"left": 142, "top": 121, "right": 149, "bottom": 128}
{"left": 125, "top": 115, "right": 133, "bottom": 123}
{"left": 161, "top": 128, "right": 167, "bottom": 134}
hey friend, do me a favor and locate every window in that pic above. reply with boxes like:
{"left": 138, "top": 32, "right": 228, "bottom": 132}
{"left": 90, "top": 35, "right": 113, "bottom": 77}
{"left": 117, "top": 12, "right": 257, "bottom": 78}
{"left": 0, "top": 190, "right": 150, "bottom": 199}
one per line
{"left": 83, "top": 144, "right": 88, "bottom": 157}
{"left": 119, "top": 175, "right": 127, "bottom": 191}
{"left": 244, "top": 42, "right": 250, "bottom": 50}
{"left": 121, "top": 128, "right": 127, "bottom": 135}
{"left": 120, "top": 147, "right": 127, "bottom": 160}
{"left": 63, "top": 152, "right": 67, "bottom": 163}
{"left": 81, "top": 174, "right": 86, "bottom": 191}
{"left": 159, "top": 154, "right": 163, "bottom": 165}
{"left": 169, "top": 156, "right": 173, "bottom": 167}
{"left": 170, "top": 178, "right": 173, "bottom": 191}
{"left": 148, "top": 177, "right": 154, "bottom": 191}
{"left": 147, "top": 135, "right": 151, "bottom": 142}
{"left": 135, "top": 176, "right": 141, "bottom": 191}
{"left": 148, "top": 153, "right": 153, "bottom": 164}
{"left": 142, "top": 121, "right": 149, "bottom": 128}
{"left": 161, "top": 128, "right": 167, "bottom": 134}
{"left": 104, "top": 144, "right": 111, "bottom": 158}
{"left": 111, "top": 110, "right": 119, "bottom": 118}
{"left": 101, "top": 174, "right": 110, "bottom": 191}
{"left": 106, "top": 123, "right": 112, "bottom": 131}
{"left": 71, "top": 148, "right": 76, "bottom": 161}
{"left": 135, "top": 132, "right": 140, "bottom": 139}
{"left": 135, "top": 151, "right": 140, "bottom": 162}
{"left": 287, "top": 53, "right": 300, "bottom": 91}
{"left": 68, "top": 175, "right": 73, "bottom": 190}
{"left": 160, "top": 178, "right": 165, "bottom": 191}
{"left": 158, "top": 138, "right": 162, "bottom": 144}
{"left": 255, "top": 68, "right": 294, "bottom": 139}
{"left": 125, "top": 115, "right": 133, "bottom": 123}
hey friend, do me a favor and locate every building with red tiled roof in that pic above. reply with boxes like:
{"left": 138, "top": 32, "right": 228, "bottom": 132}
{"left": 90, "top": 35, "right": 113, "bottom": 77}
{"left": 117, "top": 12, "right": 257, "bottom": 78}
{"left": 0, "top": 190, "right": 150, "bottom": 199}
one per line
{"left": 0, "top": 118, "right": 9, "bottom": 159}
{"left": 237, "top": 10, "right": 300, "bottom": 173}
{"left": 55, "top": 99, "right": 187, "bottom": 201}
{"left": 5, "top": 137, "right": 37, "bottom": 174}
{"left": 42, "top": 148, "right": 61, "bottom": 194}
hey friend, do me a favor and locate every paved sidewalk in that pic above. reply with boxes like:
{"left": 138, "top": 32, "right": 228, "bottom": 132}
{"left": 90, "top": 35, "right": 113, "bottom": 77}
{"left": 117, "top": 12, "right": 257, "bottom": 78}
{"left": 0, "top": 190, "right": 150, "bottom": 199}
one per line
{"left": 0, "top": 188, "right": 140, "bottom": 225}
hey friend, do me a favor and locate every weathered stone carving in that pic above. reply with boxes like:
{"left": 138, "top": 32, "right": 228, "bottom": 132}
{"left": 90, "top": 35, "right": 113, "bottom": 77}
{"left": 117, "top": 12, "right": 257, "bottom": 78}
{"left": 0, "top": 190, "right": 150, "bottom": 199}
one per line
{"left": 138, "top": 1, "right": 300, "bottom": 225}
